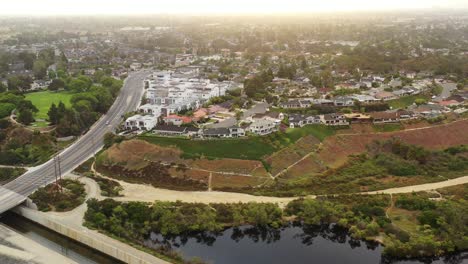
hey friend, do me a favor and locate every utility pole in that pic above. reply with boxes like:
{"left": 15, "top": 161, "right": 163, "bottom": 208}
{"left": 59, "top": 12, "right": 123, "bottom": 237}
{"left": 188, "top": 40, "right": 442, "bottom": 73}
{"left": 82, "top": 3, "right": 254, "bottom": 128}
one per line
{"left": 53, "top": 156, "right": 59, "bottom": 193}
{"left": 53, "top": 155, "right": 63, "bottom": 192}
{"left": 57, "top": 155, "right": 63, "bottom": 192}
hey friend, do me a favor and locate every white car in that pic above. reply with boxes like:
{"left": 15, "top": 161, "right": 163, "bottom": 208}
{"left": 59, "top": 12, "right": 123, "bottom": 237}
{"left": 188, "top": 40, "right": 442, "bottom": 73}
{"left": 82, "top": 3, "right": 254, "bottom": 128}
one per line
{"left": 105, "top": 121, "right": 110, "bottom": 125}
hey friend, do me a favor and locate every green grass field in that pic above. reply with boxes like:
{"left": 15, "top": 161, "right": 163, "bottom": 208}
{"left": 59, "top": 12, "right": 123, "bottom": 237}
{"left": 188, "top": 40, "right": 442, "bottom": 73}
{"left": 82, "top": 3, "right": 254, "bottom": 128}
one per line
{"left": 139, "top": 125, "right": 336, "bottom": 160}
{"left": 387, "top": 95, "right": 430, "bottom": 109}
{"left": 25, "top": 91, "right": 73, "bottom": 120}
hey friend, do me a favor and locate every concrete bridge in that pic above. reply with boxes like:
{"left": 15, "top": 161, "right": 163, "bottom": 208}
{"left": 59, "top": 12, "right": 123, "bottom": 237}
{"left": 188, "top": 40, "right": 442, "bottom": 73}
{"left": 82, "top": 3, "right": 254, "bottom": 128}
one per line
{"left": 0, "top": 71, "right": 148, "bottom": 215}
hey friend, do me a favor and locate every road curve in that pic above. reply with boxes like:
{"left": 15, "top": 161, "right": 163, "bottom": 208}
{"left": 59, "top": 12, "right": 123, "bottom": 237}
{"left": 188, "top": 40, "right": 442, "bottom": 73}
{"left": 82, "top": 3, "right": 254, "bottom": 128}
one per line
{"left": 0, "top": 70, "right": 149, "bottom": 214}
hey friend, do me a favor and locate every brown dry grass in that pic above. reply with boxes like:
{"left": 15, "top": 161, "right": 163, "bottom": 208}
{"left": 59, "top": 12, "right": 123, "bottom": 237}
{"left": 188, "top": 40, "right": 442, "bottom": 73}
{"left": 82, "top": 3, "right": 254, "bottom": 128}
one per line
{"left": 281, "top": 154, "right": 326, "bottom": 179}
{"left": 99, "top": 139, "right": 271, "bottom": 190}
{"left": 191, "top": 158, "right": 264, "bottom": 175}
{"left": 104, "top": 140, "right": 182, "bottom": 169}
{"left": 167, "top": 167, "right": 210, "bottom": 184}
{"left": 318, "top": 119, "right": 468, "bottom": 168}
{"left": 265, "top": 135, "right": 320, "bottom": 175}
{"left": 211, "top": 173, "right": 269, "bottom": 190}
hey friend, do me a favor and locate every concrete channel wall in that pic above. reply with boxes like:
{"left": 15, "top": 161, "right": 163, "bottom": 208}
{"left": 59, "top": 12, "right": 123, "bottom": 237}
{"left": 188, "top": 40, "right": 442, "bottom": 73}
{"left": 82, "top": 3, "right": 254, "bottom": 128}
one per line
{"left": 12, "top": 206, "right": 171, "bottom": 264}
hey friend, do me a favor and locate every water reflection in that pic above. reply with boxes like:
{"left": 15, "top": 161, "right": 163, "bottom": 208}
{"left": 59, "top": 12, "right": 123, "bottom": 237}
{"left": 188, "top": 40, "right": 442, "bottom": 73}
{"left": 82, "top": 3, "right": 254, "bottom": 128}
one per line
{"left": 144, "top": 223, "right": 467, "bottom": 264}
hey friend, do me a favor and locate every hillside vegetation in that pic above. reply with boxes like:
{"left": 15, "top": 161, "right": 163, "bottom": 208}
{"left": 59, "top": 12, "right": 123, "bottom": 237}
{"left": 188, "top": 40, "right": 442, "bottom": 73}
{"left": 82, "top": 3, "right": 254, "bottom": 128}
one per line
{"left": 255, "top": 140, "right": 468, "bottom": 196}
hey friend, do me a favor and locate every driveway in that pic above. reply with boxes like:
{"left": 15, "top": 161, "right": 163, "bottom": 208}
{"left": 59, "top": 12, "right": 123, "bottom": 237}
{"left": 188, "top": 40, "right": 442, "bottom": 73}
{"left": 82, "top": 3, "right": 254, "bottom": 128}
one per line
{"left": 434, "top": 82, "right": 457, "bottom": 102}
{"left": 207, "top": 102, "right": 270, "bottom": 128}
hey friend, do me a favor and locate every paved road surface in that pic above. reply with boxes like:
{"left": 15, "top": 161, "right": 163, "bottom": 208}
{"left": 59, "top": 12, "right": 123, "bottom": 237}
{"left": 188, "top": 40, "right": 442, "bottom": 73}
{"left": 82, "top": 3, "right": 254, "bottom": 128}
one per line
{"left": 434, "top": 82, "right": 457, "bottom": 102}
{"left": 0, "top": 70, "right": 149, "bottom": 215}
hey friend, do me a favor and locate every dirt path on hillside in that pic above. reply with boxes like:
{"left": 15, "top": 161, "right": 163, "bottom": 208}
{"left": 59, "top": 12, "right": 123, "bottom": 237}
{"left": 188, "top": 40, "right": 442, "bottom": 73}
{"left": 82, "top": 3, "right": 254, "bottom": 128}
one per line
{"left": 365, "top": 176, "right": 468, "bottom": 195}
{"left": 87, "top": 168, "right": 468, "bottom": 206}
{"left": 338, "top": 118, "right": 468, "bottom": 136}
{"left": 116, "top": 182, "right": 296, "bottom": 207}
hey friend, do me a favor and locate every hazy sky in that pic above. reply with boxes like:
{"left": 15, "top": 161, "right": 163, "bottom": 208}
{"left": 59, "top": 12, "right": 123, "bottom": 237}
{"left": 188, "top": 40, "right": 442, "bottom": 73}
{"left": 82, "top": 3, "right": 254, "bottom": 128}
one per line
{"left": 0, "top": 0, "right": 467, "bottom": 15}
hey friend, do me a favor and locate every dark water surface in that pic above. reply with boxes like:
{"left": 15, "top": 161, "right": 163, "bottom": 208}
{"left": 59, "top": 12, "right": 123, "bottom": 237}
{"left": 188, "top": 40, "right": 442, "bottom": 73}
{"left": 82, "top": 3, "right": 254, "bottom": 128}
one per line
{"left": 146, "top": 223, "right": 468, "bottom": 264}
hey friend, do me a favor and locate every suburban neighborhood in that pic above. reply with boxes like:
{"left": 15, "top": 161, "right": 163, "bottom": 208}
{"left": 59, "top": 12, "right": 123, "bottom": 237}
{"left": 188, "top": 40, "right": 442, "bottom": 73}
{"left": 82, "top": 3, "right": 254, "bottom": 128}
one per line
{"left": 0, "top": 8, "right": 467, "bottom": 264}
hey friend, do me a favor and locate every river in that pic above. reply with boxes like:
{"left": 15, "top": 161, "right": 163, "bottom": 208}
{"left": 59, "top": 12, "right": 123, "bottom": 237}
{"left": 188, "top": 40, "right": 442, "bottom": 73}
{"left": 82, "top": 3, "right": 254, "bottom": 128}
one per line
{"left": 1, "top": 213, "right": 467, "bottom": 264}
{"left": 145, "top": 223, "right": 468, "bottom": 264}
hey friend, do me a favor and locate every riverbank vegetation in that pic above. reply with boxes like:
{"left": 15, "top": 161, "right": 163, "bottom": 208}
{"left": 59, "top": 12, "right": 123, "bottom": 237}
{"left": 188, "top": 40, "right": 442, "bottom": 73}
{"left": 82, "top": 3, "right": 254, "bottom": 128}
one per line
{"left": 0, "top": 167, "right": 26, "bottom": 184}
{"left": 29, "top": 178, "right": 86, "bottom": 212}
{"left": 83, "top": 187, "right": 468, "bottom": 261}
{"left": 84, "top": 199, "right": 283, "bottom": 263}
{"left": 86, "top": 173, "right": 123, "bottom": 197}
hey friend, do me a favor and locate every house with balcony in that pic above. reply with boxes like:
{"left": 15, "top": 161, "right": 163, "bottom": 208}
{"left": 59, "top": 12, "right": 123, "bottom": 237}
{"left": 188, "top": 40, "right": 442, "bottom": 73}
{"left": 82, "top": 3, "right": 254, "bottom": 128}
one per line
{"left": 124, "top": 115, "right": 157, "bottom": 131}
{"left": 321, "top": 114, "right": 349, "bottom": 126}
{"left": 202, "top": 127, "right": 245, "bottom": 138}
{"left": 247, "top": 119, "right": 278, "bottom": 135}
{"left": 289, "top": 114, "right": 321, "bottom": 128}
{"left": 370, "top": 112, "right": 400, "bottom": 124}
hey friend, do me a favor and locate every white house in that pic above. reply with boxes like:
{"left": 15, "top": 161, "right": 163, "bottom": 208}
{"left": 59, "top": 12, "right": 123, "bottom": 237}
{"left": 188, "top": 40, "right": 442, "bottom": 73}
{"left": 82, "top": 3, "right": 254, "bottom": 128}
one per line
{"left": 139, "top": 104, "right": 161, "bottom": 115}
{"left": 30, "top": 80, "right": 50, "bottom": 90}
{"left": 202, "top": 127, "right": 245, "bottom": 138}
{"left": 124, "top": 115, "right": 157, "bottom": 131}
{"left": 248, "top": 119, "right": 278, "bottom": 136}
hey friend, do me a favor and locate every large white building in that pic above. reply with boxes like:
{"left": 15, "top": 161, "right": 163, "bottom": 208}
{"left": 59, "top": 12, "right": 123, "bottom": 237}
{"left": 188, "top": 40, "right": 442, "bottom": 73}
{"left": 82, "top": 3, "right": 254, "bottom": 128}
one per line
{"left": 124, "top": 115, "right": 157, "bottom": 131}
{"left": 144, "top": 70, "right": 235, "bottom": 114}
{"left": 124, "top": 69, "right": 236, "bottom": 131}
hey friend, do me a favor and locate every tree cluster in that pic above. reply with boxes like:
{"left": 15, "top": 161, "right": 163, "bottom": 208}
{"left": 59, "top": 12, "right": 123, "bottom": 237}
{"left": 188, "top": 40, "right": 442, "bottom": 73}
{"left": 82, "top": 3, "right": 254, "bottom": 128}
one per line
{"left": 48, "top": 75, "right": 123, "bottom": 136}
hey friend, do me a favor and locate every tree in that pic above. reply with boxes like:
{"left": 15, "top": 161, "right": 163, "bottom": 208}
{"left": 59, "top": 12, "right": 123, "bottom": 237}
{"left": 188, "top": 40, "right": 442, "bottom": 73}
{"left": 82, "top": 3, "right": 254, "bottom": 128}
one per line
{"left": 48, "top": 79, "right": 65, "bottom": 91}
{"left": 7, "top": 75, "right": 32, "bottom": 91}
{"left": 57, "top": 101, "right": 66, "bottom": 114}
{"left": 0, "top": 82, "right": 6, "bottom": 93}
{"left": 414, "top": 98, "right": 427, "bottom": 105}
{"left": 17, "top": 108, "right": 34, "bottom": 125}
{"left": 47, "top": 103, "right": 59, "bottom": 125}
{"left": 7, "top": 76, "right": 21, "bottom": 91}
{"left": 235, "top": 110, "right": 242, "bottom": 121}
{"left": 67, "top": 79, "right": 89, "bottom": 93}
{"left": 0, "top": 103, "right": 16, "bottom": 118}
{"left": 33, "top": 60, "right": 47, "bottom": 79}
{"left": 244, "top": 76, "right": 265, "bottom": 98}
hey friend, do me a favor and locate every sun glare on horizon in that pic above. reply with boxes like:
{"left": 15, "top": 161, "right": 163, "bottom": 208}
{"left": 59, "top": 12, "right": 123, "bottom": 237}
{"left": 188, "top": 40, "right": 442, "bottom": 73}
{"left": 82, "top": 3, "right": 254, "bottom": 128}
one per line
{"left": 0, "top": 0, "right": 467, "bottom": 15}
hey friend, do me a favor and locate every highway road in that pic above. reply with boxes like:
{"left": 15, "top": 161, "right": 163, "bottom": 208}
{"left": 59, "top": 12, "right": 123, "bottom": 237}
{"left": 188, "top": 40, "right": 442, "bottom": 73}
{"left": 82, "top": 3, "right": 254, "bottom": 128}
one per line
{"left": 0, "top": 70, "right": 149, "bottom": 215}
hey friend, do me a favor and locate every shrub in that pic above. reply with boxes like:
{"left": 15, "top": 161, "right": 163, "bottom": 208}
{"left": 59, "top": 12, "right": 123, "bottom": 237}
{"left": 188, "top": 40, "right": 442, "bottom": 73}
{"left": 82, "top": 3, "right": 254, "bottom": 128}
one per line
{"left": 395, "top": 194, "right": 436, "bottom": 211}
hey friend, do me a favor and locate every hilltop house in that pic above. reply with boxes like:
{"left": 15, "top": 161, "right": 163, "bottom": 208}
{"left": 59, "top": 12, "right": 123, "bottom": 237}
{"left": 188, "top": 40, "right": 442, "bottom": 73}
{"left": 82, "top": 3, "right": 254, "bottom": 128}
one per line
{"left": 289, "top": 114, "right": 321, "bottom": 128}
{"left": 410, "top": 104, "right": 448, "bottom": 118}
{"left": 321, "top": 114, "right": 349, "bottom": 126}
{"left": 124, "top": 115, "right": 157, "bottom": 131}
{"left": 370, "top": 112, "right": 400, "bottom": 124}
{"left": 247, "top": 119, "right": 278, "bottom": 135}
{"left": 248, "top": 112, "right": 284, "bottom": 124}
{"left": 396, "top": 110, "right": 418, "bottom": 120}
{"left": 153, "top": 124, "right": 200, "bottom": 136}
{"left": 202, "top": 127, "right": 245, "bottom": 138}
{"left": 344, "top": 113, "right": 372, "bottom": 123}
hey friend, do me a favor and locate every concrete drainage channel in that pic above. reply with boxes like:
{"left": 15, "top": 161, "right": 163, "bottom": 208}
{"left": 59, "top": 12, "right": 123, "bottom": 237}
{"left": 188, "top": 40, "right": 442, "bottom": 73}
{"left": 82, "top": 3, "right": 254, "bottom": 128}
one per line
{"left": 0, "top": 211, "right": 124, "bottom": 264}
